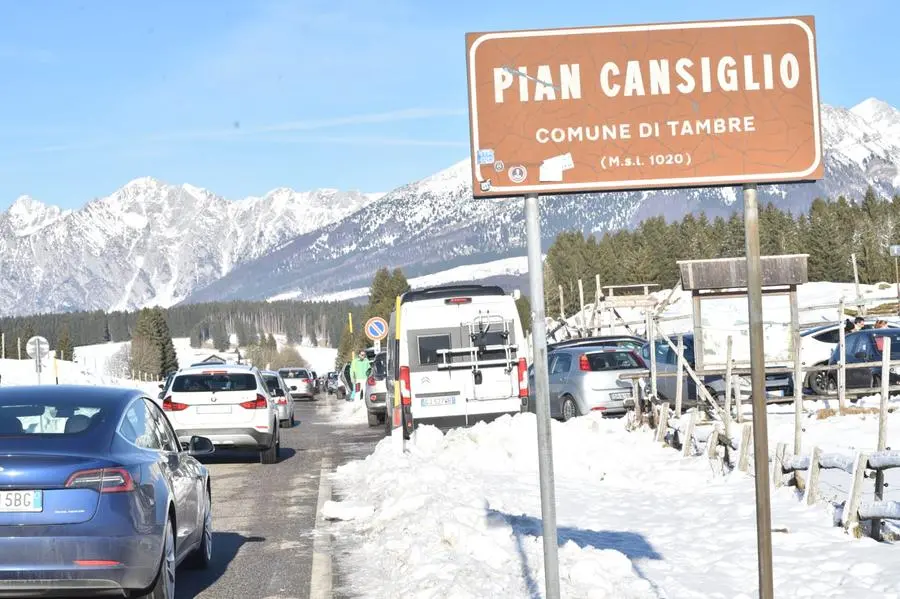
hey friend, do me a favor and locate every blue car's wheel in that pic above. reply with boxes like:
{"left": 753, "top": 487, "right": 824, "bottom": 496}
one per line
{"left": 186, "top": 492, "right": 213, "bottom": 570}
{"left": 138, "top": 518, "right": 175, "bottom": 598}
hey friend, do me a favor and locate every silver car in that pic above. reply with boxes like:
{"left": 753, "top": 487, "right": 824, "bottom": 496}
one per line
{"left": 279, "top": 367, "right": 315, "bottom": 400}
{"left": 527, "top": 345, "right": 646, "bottom": 420}
{"left": 261, "top": 370, "right": 296, "bottom": 428}
{"left": 364, "top": 352, "right": 388, "bottom": 427}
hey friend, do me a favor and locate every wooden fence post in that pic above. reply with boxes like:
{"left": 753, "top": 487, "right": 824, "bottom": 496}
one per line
{"left": 578, "top": 279, "right": 586, "bottom": 333}
{"left": 773, "top": 443, "right": 787, "bottom": 489}
{"left": 873, "top": 336, "right": 891, "bottom": 540}
{"left": 805, "top": 446, "right": 823, "bottom": 506}
{"left": 838, "top": 299, "right": 847, "bottom": 411}
{"left": 707, "top": 429, "right": 721, "bottom": 473}
{"left": 648, "top": 314, "right": 657, "bottom": 399}
{"left": 682, "top": 409, "right": 697, "bottom": 457}
{"left": 656, "top": 401, "right": 669, "bottom": 444}
{"left": 724, "top": 335, "right": 735, "bottom": 432}
{"left": 793, "top": 321, "right": 804, "bottom": 456}
{"left": 842, "top": 452, "right": 870, "bottom": 538}
{"left": 738, "top": 423, "right": 753, "bottom": 473}
{"left": 675, "top": 334, "right": 684, "bottom": 415}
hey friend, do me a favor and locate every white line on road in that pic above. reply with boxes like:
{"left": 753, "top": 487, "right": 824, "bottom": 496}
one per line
{"left": 309, "top": 456, "right": 334, "bottom": 599}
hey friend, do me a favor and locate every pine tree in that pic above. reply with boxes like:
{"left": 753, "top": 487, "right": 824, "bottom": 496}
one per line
{"left": 212, "top": 323, "right": 230, "bottom": 353}
{"left": 285, "top": 320, "right": 301, "bottom": 345}
{"left": 152, "top": 308, "right": 179, "bottom": 376}
{"left": 20, "top": 323, "right": 36, "bottom": 348}
{"left": 335, "top": 325, "right": 354, "bottom": 368}
{"left": 56, "top": 325, "right": 74, "bottom": 361}
{"left": 516, "top": 295, "right": 533, "bottom": 334}
{"left": 266, "top": 333, "right": 278, "bottom": 351}
{"left": 189, "top": 325, "right": 204, "bottom": 349}
{"left": 102, "top": 319, "right": 111, "bottom": 343}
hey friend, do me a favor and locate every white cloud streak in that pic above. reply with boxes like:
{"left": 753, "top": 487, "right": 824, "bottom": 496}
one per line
{"left": 16, "top": 107, "right": 466, "bottom": 155}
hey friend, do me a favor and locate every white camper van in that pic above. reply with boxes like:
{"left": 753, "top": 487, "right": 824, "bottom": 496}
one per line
{"left": 385, "top": 284, "right": 529, "bottom": 437}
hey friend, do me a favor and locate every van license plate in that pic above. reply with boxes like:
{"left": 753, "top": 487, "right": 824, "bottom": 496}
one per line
{"left": 0, "top": 490, "right": 42, "bottom": 513}
{"left": 421, "top": 397, "right": 456, "bottom": 407}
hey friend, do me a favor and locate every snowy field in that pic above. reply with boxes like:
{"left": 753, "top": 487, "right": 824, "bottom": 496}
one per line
{"left": 325, "top": 404, "right": 900, "bottom": 598}
{"left": 270, "top": 255, "right": 530, "bottom": 303}
{"left": 72, "top": 336, "right": 338, "bottom": 379}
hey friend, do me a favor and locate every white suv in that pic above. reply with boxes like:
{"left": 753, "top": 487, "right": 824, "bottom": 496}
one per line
{"left": 162, "top": 364, "right": 281, "bottom": 464}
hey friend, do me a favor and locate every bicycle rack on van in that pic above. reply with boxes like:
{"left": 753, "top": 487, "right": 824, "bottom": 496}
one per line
{"left": 435, "top": 312, "right": 518, "bottom": 378}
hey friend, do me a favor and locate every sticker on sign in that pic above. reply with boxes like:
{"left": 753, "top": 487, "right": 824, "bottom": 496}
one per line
{"left": 466, "top": 16, "right": 823, "bottom": 197}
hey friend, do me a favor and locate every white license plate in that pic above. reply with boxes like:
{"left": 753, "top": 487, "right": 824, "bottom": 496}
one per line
{"left": 0, "top": 490, "right": 43, "bottom": 513}
{"left": 196, "top": 405, "right": 232, "bottom": 414}
{"left": 610, "top": 392, "right": 631, "bottom": 400}
{"left": 421, "top": 396, "right": 456, "bottom": 407}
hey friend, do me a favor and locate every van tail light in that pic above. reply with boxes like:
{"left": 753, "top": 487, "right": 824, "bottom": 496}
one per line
{"left": 517, "top": 358, "right": 528, "bottom": 398}
{"left": 240, "top": 394, "right": 269, "bottom": 409}
{"left": 65, "top": 468, "right": 135, "bottom": 493}
{"left": 162, "top": 396, "right": 187, "bottom": 411}
{"left": 399, "top": 366, "right": 412, "bottom": 406}
{"left": 367, "top": 376, "right": 376, "bottom": 386}
{"left": 579, "top": 354, "right": 591, "bottom": 371}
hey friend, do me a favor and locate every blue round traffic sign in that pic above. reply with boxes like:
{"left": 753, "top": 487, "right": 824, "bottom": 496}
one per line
{"left": 365, "top": 317, "right": 388, "bottom": 341}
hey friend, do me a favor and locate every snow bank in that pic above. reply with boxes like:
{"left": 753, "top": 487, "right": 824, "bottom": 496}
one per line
{"left": 331, "top": 396, "right": 370, "bottom": 426}
{"left": 327, "top": 412, "right": 900, "bottom": 598}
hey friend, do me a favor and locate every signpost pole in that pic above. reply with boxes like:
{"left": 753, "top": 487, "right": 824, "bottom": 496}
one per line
{"left": 742, "top": 183, "right": 774, "bottom": 599}
{"left": 524, "top": 192, "right": 560, "bottom": 599}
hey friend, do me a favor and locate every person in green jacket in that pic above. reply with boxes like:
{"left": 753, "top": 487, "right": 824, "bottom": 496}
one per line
{"left": 350, "top": 349, "right": 370, "bottom": 401}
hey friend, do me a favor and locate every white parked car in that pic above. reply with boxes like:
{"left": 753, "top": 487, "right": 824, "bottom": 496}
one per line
{"left": 162, "top": 364, "right": 281, "bottom": 464}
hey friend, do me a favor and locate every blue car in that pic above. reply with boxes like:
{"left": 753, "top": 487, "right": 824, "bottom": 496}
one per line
{"left": 0, "top": 385, "right": 215, "bottom": 598}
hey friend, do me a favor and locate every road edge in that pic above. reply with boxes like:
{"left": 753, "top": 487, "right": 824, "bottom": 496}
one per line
{"left": 310, "top": 457, "right": 334, "bottom": 599}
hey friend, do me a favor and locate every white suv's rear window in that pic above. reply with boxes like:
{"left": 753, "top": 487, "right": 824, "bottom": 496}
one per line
{"left": 172, "top": 373, "right": 257, "bottom": 392}
{"left": 279, "top": 369, "right": 308, "bottom": 379}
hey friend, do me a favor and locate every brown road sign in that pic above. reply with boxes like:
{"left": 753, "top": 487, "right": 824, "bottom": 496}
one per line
{"left": 466, "top": 16, "right": 822, "bottom": 198}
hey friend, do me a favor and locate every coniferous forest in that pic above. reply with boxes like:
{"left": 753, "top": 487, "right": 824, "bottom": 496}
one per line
{"left": 544, "top": 189, "right": 900, "bottom": 315}
{"left": 0, "top": 298, "right": 365, "bottom": 360}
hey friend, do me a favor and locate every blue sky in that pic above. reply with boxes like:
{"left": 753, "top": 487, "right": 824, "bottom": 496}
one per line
{"left": 0, "top": 0, "right": 896, "bottom": 209}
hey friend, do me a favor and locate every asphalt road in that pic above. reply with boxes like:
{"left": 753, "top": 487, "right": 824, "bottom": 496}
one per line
{"left": 175, "top": 393, "right": 384, "bottom": 599}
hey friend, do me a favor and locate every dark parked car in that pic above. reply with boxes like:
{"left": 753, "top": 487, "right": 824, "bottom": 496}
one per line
{"left": 0, "top": 385, "right": 215, "bottom": 598}
{"left": 827, "top": 328, "right": 900, "bottom": 394}
{"left": 548, "top": 335, "right": 646, "bottom": 353}
{"left": 639, "top": 333, "right": 793, "bottom": 410}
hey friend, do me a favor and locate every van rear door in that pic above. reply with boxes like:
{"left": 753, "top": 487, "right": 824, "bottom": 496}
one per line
{"left": 406, "top": 306, "right": 521, "bottom": 424}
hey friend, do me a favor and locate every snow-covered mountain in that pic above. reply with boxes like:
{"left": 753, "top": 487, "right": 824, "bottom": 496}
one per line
{"left": 0, "top": 179, "right": 380, "bottom": 315}
{"left": 185, "top": 98, "right": 900, "bottom": 305}
{"left": 5, "top": 98, "right": 900, "bottom": 316}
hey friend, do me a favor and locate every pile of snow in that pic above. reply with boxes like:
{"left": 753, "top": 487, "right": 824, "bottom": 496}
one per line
{"left": 331, "top": 396, "right": 370, "bottom": 426}
{"left": 327, "top": 412, "right": 900, "bottom": 598}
